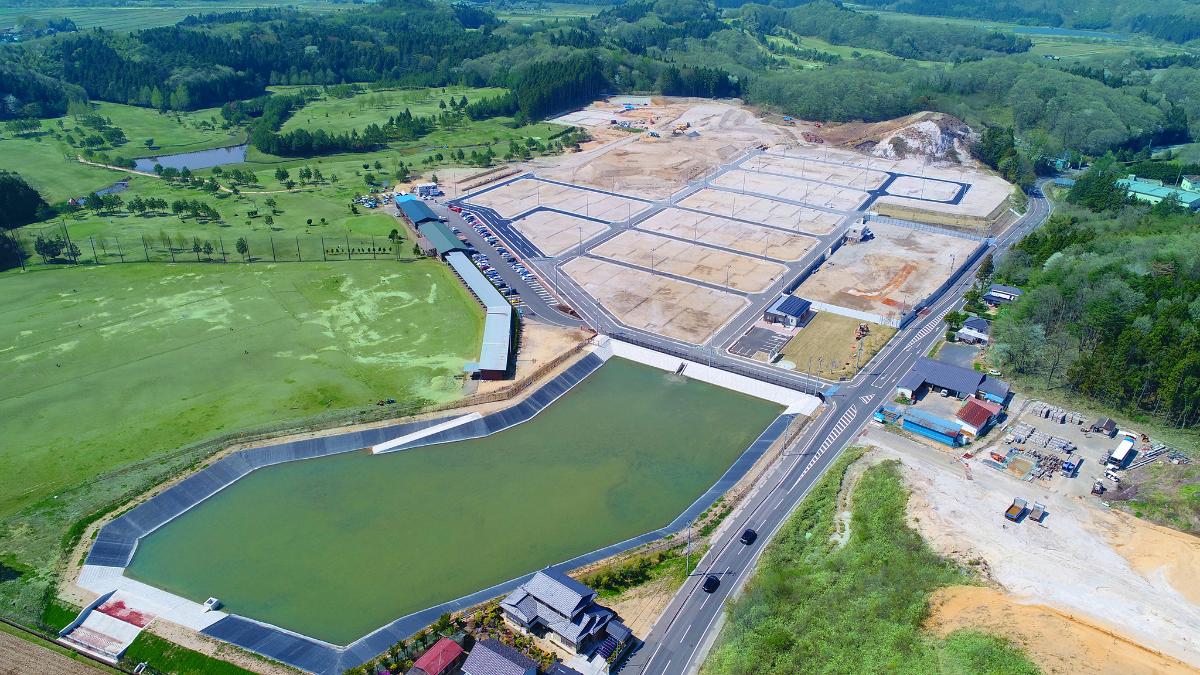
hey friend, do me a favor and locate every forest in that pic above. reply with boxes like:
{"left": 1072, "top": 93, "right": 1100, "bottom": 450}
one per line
{"left": 991, "top": 159, "right": 1200, "bottom": 430}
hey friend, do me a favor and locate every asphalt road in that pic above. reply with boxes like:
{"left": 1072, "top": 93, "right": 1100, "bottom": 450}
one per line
{"left": 624, "top": 181, "right": 1053, "bottom": 675}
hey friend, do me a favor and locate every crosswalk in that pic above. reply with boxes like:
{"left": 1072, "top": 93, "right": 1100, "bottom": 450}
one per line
{"left": 793, "top": 404, "right": 858, "bottom": 490}
{"left": 905, "top": 305, "right": 952, "bottom": 350}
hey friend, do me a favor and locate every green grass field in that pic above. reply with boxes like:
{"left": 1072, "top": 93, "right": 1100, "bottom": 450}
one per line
{"left": 0, "top": 100, "right": 248, "bottom": 201}
{"left": 122, "top": 632, "right": 254, "bottom": 675}
{"left": 0, "top": 261, "right": 483, "bottom": 520}
{"left": 704, "top": 453, "right": 1039, "bottom": 675}
{"left": 90, "top": 102, "right": 245, "bottom": 155}
{"left": 494, "top": 2, "right": 607, "bottom": 22}
{"left": 279, "top": 85, "right": 509, "bottom": 135}
{"left": 0, "top": 2, "right": 345, "bottom": 32}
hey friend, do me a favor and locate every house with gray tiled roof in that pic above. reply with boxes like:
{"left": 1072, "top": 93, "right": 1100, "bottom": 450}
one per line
{"left": 461, "top": 638, "right": 538, "bottom": 675}
{"left": 896, "top": 357, "right": 1010, "bottom": 404}
{"left": 500, "top": 569, "right": 614, "bottom": 655}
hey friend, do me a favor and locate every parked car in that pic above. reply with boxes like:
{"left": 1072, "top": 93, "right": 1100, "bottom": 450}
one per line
{"left": 702, "top": 575, "right": 720, "bottom": 593}
{"left": 739, "top": 528, "right": 757, "bottom": 545}
{"left": 449, "top": 205, "right": 462, "bottom": 213}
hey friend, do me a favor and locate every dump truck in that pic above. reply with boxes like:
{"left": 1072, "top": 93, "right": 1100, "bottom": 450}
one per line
{"left": 1028, "top": 502, "right": 1046, "bottom": 522}
{"left": 1004, "top": 498, "right": 1027, "bottom": 521}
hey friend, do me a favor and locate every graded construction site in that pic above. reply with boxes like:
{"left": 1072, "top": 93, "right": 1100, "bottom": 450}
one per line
{"left": 461, "top": 98, "right": 1011, "bottom": 345}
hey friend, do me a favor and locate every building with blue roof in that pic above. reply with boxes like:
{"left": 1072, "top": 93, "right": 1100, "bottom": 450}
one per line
{"left": 763, "top": 294, "right": 813, "bottom": 328}
{"left": 461, "top": 638, "right": 538, "bottom": 675}
{"left": 901, "top": 408, "right": 965, "bottom": 446}
{"left": 395, "top": 195, "right": 441, "bottom": 227}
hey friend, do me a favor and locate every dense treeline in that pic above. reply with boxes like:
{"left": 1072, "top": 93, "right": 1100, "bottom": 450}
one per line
{"left": 0, "top": 59, "right": 85, "bottom": 120}
{"left": 509, "top": 54, "right": 608, "bottom": 121}
{"left": 0, "top": 171, "right": 48, "bottom": 229}
{"left": 993, "top": 160, "right": 1200, "bottom": 429}
{"left": 737, "top": 1, "right": 1032, "bottom": 62}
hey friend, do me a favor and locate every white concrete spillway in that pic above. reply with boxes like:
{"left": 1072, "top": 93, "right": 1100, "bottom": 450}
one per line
{"left": 594, "top": 337, "right": 821, "bottom": 415}
{"left": 370, "top": 413, "right": 483, "bottom": 454}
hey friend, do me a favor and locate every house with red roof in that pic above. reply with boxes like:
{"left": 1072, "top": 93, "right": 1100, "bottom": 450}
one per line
{"left": 956, "top": 398, "right": 1003, "bottom": 438}
{"left": 409, "top": 637, "right": 465, "bottom": 675}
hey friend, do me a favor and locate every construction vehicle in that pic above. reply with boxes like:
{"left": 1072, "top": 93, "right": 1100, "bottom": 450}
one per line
{"left": 1004, "top": 498, "right": 1027, "bottom": 522}
{"left": 1091, "top": 481, "right": 1105, "bottom": 495}
{"left": 1062, "top": 455, "right": 1082, "bottom": 477}
{"left": 646, "top": 130, "right": 660, "bottom": 138}
{"left": 1028, "top": 502, "right": 1046, "bottom": 522}
{"left": 672, "top": 122, "right": 691, "bottom": 135}
{"left": 855, "top": 323, "right": 870, "bottom": 340}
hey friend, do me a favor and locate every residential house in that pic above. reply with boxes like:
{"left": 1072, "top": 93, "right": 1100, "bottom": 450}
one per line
{"left": 409, "top": 637, "right": 464, "bottom": 675}
{"left": 500, "top": 569, "right": 614, "bottom": 655}
{"left": 983, "top": 283, "right": 1023, "bottom": 305}
{"left": 461, "top": 638, "right": 538, "bottom": 675}
{"left": 955, "top": 316, "right": 990, "bottom": 345}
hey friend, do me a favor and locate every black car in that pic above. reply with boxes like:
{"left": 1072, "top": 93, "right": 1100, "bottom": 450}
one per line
{"left": 702, "top": 574, "right": 720, "bottom": 593}
{"left": 739, "top": 528, "right": 757, "bottom": 545}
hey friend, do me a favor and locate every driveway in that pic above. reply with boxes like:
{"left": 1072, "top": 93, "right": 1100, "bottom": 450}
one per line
{"left": 938, "top": 341, "right": 979, "bottom": 369}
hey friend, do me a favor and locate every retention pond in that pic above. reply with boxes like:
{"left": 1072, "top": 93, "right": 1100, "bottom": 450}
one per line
{"left": 125, "top": 357, "right": 782, "bottom": 645}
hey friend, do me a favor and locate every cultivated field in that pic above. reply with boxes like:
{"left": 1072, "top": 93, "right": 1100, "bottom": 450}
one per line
{"left": 509, "top": 210, "right": 608, "bottom": 257}
{"left": 589, "top": 230, "right": 786, "bottom": 293}
{"left": 636, "top": 209, "right": 816, "bottom": 261}
{"left": 467, "top": 178, "right": 646, "bottom": 221}
{"left": 0, "top": 2, "right": 346, "bottom": 32}
{"left": 563, "top": 257, "right": 746, "bottom": 343}
{"left": 712, "top": 170, "right": 869, "bottom": 211}
{"left": 0, "top": 261, "right": 482, "bottom": 519}
{"left": 678, "top": 189, "right": 843, "bottom": 235}
{"left": 795, "top": 223, "right": 979, "bottom": 318}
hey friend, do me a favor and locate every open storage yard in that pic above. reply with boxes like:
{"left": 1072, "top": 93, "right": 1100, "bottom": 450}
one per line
{"left": 509, "top": 210, "right": 609, "bottom": 257}
{"left": 468, "top": 178, "right": 646, "bottom": 221}
{"left": 124, "top": 358, "right": 782, "bottom": 645}
{"left": 795, "top": 222, "right": 979, "bottom": 319}
{"left": 677, "top": 189, "right": 843, "bottom": 235}
{"left": 563, "top": 257, "right": 746, "bottom": 343}
{"left": 588, "top": 230, "right": 786, "bottom": 293}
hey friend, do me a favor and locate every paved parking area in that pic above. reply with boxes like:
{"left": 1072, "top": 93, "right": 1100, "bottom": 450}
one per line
{"left": 729, "top": 327, "right": 791, "bottom": 358}
{"left": 938, "top": 341, "right": 980, "bottom": 369}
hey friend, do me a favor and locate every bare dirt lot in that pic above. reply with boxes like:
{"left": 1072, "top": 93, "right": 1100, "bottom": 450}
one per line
{"left": 712, "top": 170, "right": 868, "bottom": 211}
{"left": 466, "top": 179, "right": 646, "bottom": 222}
{"left": 563, "top": 257, "right": 746, "bottom": 343}
{"left": 795, "top": 222, "right": 979, "bottom": 317}
{"left": 636, "top": 208, "right": 816, "bottom": 261}
{"left": 678, "top": 189, "right": 842, "bottom": 235}
{"left": 785, "top": 145, "right": 1011, "bottom": 227}
{"left": 540, "top": 100, "right": 796, "bottom": 199}
{"left": 927, "top": 585, "right": 1200, "bottom": 675}
{"left": 742, "top": 152, "right": 889, "bottom": 191}
{"left": 862, "top": 431, "right": 1200, "bottom": 669}
{"left": 509, "top": 210, "right": 609, "bottom": 256}
{"left": 884, "top": 175, "right": 963, "bottom": 201}
{"left": 588, "top": 230, "right": 787, "bottom": 293}
{"left": 0, "top": 628, "right": 106, "bottom": 675}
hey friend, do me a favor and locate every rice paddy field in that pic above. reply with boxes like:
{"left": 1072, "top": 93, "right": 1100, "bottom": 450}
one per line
{"left": 0, "top": 261, "right": 483, "bottom": 521}
{"left": 125, "top": 358, "right": 783, "bottom": 645}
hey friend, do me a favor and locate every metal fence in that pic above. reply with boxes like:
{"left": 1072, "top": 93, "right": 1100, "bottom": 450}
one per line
{"left": 6, "top": 224, "right": 415, "bottom": 269}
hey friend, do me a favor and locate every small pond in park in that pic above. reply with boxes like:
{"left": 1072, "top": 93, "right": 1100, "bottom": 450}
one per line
{"left": 125, "top": 357, "right": 783, "bottom": 645}
{"left": 133, "top": 144, "right": 248, "bottom": 172}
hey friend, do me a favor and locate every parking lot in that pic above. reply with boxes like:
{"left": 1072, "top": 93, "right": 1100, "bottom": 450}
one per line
{"left": 729, "top": 327, "right": 791, "bottom": 359}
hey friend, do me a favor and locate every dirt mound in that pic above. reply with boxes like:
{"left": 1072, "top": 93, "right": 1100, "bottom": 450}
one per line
{"left": 927, "top": 585, "right": 1200, "bottom": 675}
{"left": 821, "top": 112, "right": 975, "bottom": 165}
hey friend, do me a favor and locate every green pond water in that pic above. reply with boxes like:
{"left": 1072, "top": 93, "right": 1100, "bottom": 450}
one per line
{"left": 126, "top": 358, "right": 782, "bottom": 644}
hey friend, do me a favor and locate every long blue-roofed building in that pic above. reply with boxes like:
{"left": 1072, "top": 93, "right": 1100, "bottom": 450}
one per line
{"left": 445, "top": 251, "right": 513, "bottom": 380}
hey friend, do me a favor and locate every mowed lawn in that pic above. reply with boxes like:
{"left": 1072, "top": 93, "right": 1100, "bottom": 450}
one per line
{"left": 780, "top": 312, "right": 896, "bottom": 380}
{"left": 0, "top": 261, "right": 483, "bottom": 519}
{"left": 278, "top": 85, "right": 509, "bottom": 135}
{"left": 90, "top": 102, "right": 245, "bottom": 155}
